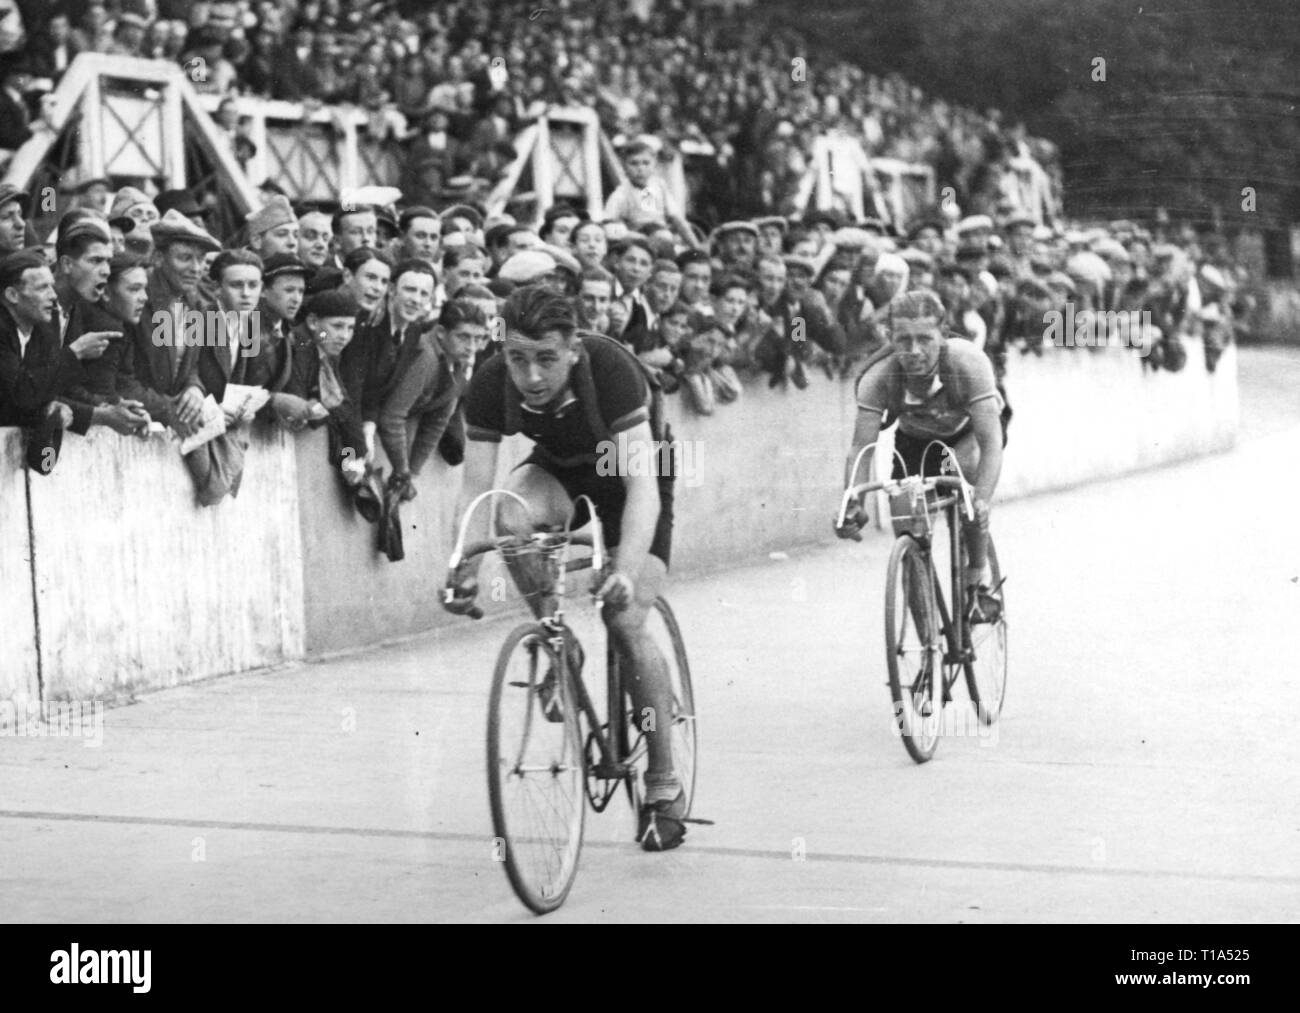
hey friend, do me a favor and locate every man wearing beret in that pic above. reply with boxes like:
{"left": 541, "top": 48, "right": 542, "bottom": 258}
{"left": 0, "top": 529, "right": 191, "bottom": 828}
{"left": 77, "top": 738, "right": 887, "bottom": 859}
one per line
{"left": 246, "top": 195, "right": 299, "bottom": 260}
{"left": 284, "top": 288, "right": 368, "bottom": 484}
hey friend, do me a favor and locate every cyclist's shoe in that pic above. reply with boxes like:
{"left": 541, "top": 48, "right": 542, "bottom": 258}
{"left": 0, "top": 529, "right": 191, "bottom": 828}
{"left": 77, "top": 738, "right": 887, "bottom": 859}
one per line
{"left": 637, "top": 790, "right": 687, "bottom": 852}
{"left": 537, "top": 635, "right": 584, "bottom": 723}
{"left": 967, "top": 583, "right": 1003, "bottom": 625}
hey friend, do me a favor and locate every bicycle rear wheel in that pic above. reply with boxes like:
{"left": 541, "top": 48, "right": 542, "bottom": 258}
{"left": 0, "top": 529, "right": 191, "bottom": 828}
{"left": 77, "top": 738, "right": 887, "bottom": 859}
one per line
{"left": 624, "top": 597, "right": 698, "bottom": 816}
{"left": 487, "top": 623, "right": 585, "bottom": 914}
{"left": 964, "top": 537, "right": 1008, "bottom": 724}
{"left": 885, "top": 535, "right": 944, "bottom": 763}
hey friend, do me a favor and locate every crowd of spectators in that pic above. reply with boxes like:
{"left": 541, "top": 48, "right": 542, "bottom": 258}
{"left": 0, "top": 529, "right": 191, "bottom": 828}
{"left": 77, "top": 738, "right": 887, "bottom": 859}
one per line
{"left": 1, "top": 0, "right": 1061, "bottom": 224}
{"left": 0, "top": 131, "right": 1242, "bottom": 521}
{"left": 0, "top": 3, "right": 1246, "bottom": 562}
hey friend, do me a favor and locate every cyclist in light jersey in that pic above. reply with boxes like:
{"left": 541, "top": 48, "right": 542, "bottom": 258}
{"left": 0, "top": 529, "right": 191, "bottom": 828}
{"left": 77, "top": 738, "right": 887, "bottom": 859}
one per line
{"left": 836, "top": 289, "right": 1005, "bottom": 620}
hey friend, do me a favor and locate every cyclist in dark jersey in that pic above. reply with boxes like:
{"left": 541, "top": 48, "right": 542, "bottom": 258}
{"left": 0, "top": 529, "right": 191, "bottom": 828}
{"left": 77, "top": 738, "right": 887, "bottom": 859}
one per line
{"left": 836, "top": 289, "right": 1005, "bottom": 620}
{"left": 443, "top": 286, "right": 685, "bottom": 851}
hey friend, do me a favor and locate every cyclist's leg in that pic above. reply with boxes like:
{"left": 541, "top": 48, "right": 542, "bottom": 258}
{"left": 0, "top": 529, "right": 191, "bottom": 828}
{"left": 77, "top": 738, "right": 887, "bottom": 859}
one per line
{"left": 889, "top": 429, "right": 935, "bottom": 642}
{"left": 948, "top": 430, "right": 990, "bottom": 588}
{"left": 497, "top": 463, "right": 573, "bottom": 618}
{"left": 604, "top": 555, "right": 673, "bottom": 777}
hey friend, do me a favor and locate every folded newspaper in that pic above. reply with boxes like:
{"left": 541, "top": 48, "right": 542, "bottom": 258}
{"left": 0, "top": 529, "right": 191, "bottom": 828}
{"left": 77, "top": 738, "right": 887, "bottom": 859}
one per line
{"left": 178, "top": 395, "right": 227, "bottom": 455}
{"left": 221, "top": 383, "right": 272, "bottom": 418}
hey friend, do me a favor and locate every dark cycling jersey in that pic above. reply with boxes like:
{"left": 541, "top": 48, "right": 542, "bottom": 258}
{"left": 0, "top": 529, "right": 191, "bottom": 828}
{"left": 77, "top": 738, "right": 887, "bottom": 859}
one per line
{"left": 855, "top": 338, "right": 1001, "bottom": 441}
{"left": 464, "top": 334, "right": 649, "bottom": 467}
{"left": 463, "top": 333, "right": 674, "bottom": 565}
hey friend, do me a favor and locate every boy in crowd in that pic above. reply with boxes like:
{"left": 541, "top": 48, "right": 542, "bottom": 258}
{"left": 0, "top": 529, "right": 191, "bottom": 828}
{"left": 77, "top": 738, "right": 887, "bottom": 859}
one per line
{"left": 379, "top": 298, "right": 487, "bottom": 502}
{"left": 603, "top": 140, "right": 695, "bottom": 249}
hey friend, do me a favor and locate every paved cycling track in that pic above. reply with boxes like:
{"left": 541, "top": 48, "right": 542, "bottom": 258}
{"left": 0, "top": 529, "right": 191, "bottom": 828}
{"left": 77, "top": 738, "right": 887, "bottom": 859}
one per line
{"left": 3, "top": 347, "right": 1298, "bottom": 923}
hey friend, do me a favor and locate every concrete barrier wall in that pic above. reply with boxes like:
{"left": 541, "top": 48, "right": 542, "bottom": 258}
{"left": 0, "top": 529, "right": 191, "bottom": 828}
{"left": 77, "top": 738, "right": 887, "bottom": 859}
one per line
{"left": 7, "top": 426, "right": 305, "bottom": 703}
{"left": 1, "top": 336, "right": 1238, "bottom": 700}
{"left": 1, "top": 432, "right": 40, "bottom": 704}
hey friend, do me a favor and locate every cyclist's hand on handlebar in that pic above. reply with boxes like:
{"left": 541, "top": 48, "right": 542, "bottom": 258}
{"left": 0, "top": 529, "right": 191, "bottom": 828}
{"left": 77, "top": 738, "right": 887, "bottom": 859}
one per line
{"left": 834, "top": 501, "right": 867, "bottom": 541}
{"left": 443, "top": 573, "right": 482, "bottom": 619}
{"left": 595, "top": 570, "right": 634, "bottom": 613}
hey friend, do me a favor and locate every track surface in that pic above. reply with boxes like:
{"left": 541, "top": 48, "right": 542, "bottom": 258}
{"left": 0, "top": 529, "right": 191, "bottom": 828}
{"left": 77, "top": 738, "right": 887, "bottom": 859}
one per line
{"left": 2, "top": 347, "right": 1297, "bottom": 923}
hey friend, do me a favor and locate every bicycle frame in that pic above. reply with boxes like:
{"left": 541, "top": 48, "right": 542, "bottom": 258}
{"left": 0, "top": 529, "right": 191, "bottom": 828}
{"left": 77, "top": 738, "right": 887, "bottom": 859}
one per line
{"left": 446, "top": 490, "right": 636, "bottom": 803}
{"left": 838, "top": 441, "right": 980, "bottom": 700}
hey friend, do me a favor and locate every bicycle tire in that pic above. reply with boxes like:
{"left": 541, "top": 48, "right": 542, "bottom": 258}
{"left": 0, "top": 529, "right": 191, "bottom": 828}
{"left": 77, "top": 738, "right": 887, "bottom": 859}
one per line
{"left": 964, "top": 537, "right": 1008, "bottom": 725}
{"left": 885, "top": 535, "right": 944, "bottom": 764}
{"left": 487, "top": 622, "right": 585, "bottom": 914}
{"left": 622, "top": 597, "right": 698, "bottom": 817}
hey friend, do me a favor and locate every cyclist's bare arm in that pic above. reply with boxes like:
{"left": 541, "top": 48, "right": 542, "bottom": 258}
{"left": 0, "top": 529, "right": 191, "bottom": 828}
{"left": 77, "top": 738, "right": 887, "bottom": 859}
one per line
{"left": 454, "top": 438, "right": 501, "bottom": 581}
{"left": 610, "top": 420, "right": 661, "bottom": 587}
{"left": 844, "top": 407, "right": 883, "bottom": 490}
{"left": 968, "top": 399, "right": 1003, "bottom": 508}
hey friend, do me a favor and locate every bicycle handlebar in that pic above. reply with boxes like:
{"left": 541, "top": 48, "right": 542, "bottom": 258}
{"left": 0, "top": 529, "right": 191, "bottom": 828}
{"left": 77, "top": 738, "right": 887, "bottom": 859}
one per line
{"left": 445, "top": 489, "right": 609, "bottom": 619}
{"left": 836, "top": 473, "right": 972, "bottom": 529}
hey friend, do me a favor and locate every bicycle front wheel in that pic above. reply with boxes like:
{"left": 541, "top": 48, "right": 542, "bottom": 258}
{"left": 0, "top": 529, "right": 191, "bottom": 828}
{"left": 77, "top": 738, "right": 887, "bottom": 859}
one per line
{"left": 487, "top": 623, "right": 585, "bottom": 914}
{"left": 964, "top": 537, "right": 1008, "bottom": 724}
{"left": 885, "top": 535, "right": 944, "bottom": 764}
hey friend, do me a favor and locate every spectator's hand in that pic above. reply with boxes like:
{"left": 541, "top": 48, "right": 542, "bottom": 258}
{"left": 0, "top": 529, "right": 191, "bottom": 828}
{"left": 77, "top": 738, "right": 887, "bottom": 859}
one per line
{"left": 306, "top": 400, "right": 330, "bottom": 421}
{"left": 46, "top": 401, "right": 73, "bottom": 429}
{"left": 118, "top": 399, "right": 153, "bottom": 433}
{"left": 362, "top": 421, "right": 377, "bottom": 463}
{"left": 387, "top": 470, "right": 416, "bottom": 502}
{"left": 340, "top": 453, "right": 367, "bottom": 485}
{"left": 834, "top": 500, "right": 867, "bottom": 541}
{"left": 176, "top": 387, "right": 205, "bottom": 427}
{"left": 97, "top": 404, "right": 150, "bottom": 435}
{"left": 269, "top": 392, "right": 313, "bottom": 430}
{"left": 70, "top": 331, "right": 119, "bottom": 360}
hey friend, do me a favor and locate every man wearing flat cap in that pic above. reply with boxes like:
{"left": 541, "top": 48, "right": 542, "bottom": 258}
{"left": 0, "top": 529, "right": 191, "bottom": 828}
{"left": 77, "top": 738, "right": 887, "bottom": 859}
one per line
{"left": 247, "top": 194, "right": 299, "bottom": 259}
{"left": 711, "top": 220, "right": 759, "bottom": 275}
{"left": 133, "top": 210, "right": 221, "bottom": 442}
{"left": 257, "top": 253, "right": 309, "bottom": 396}
{"left": 754, "top": 216, "right": 787, "bottom": 258}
